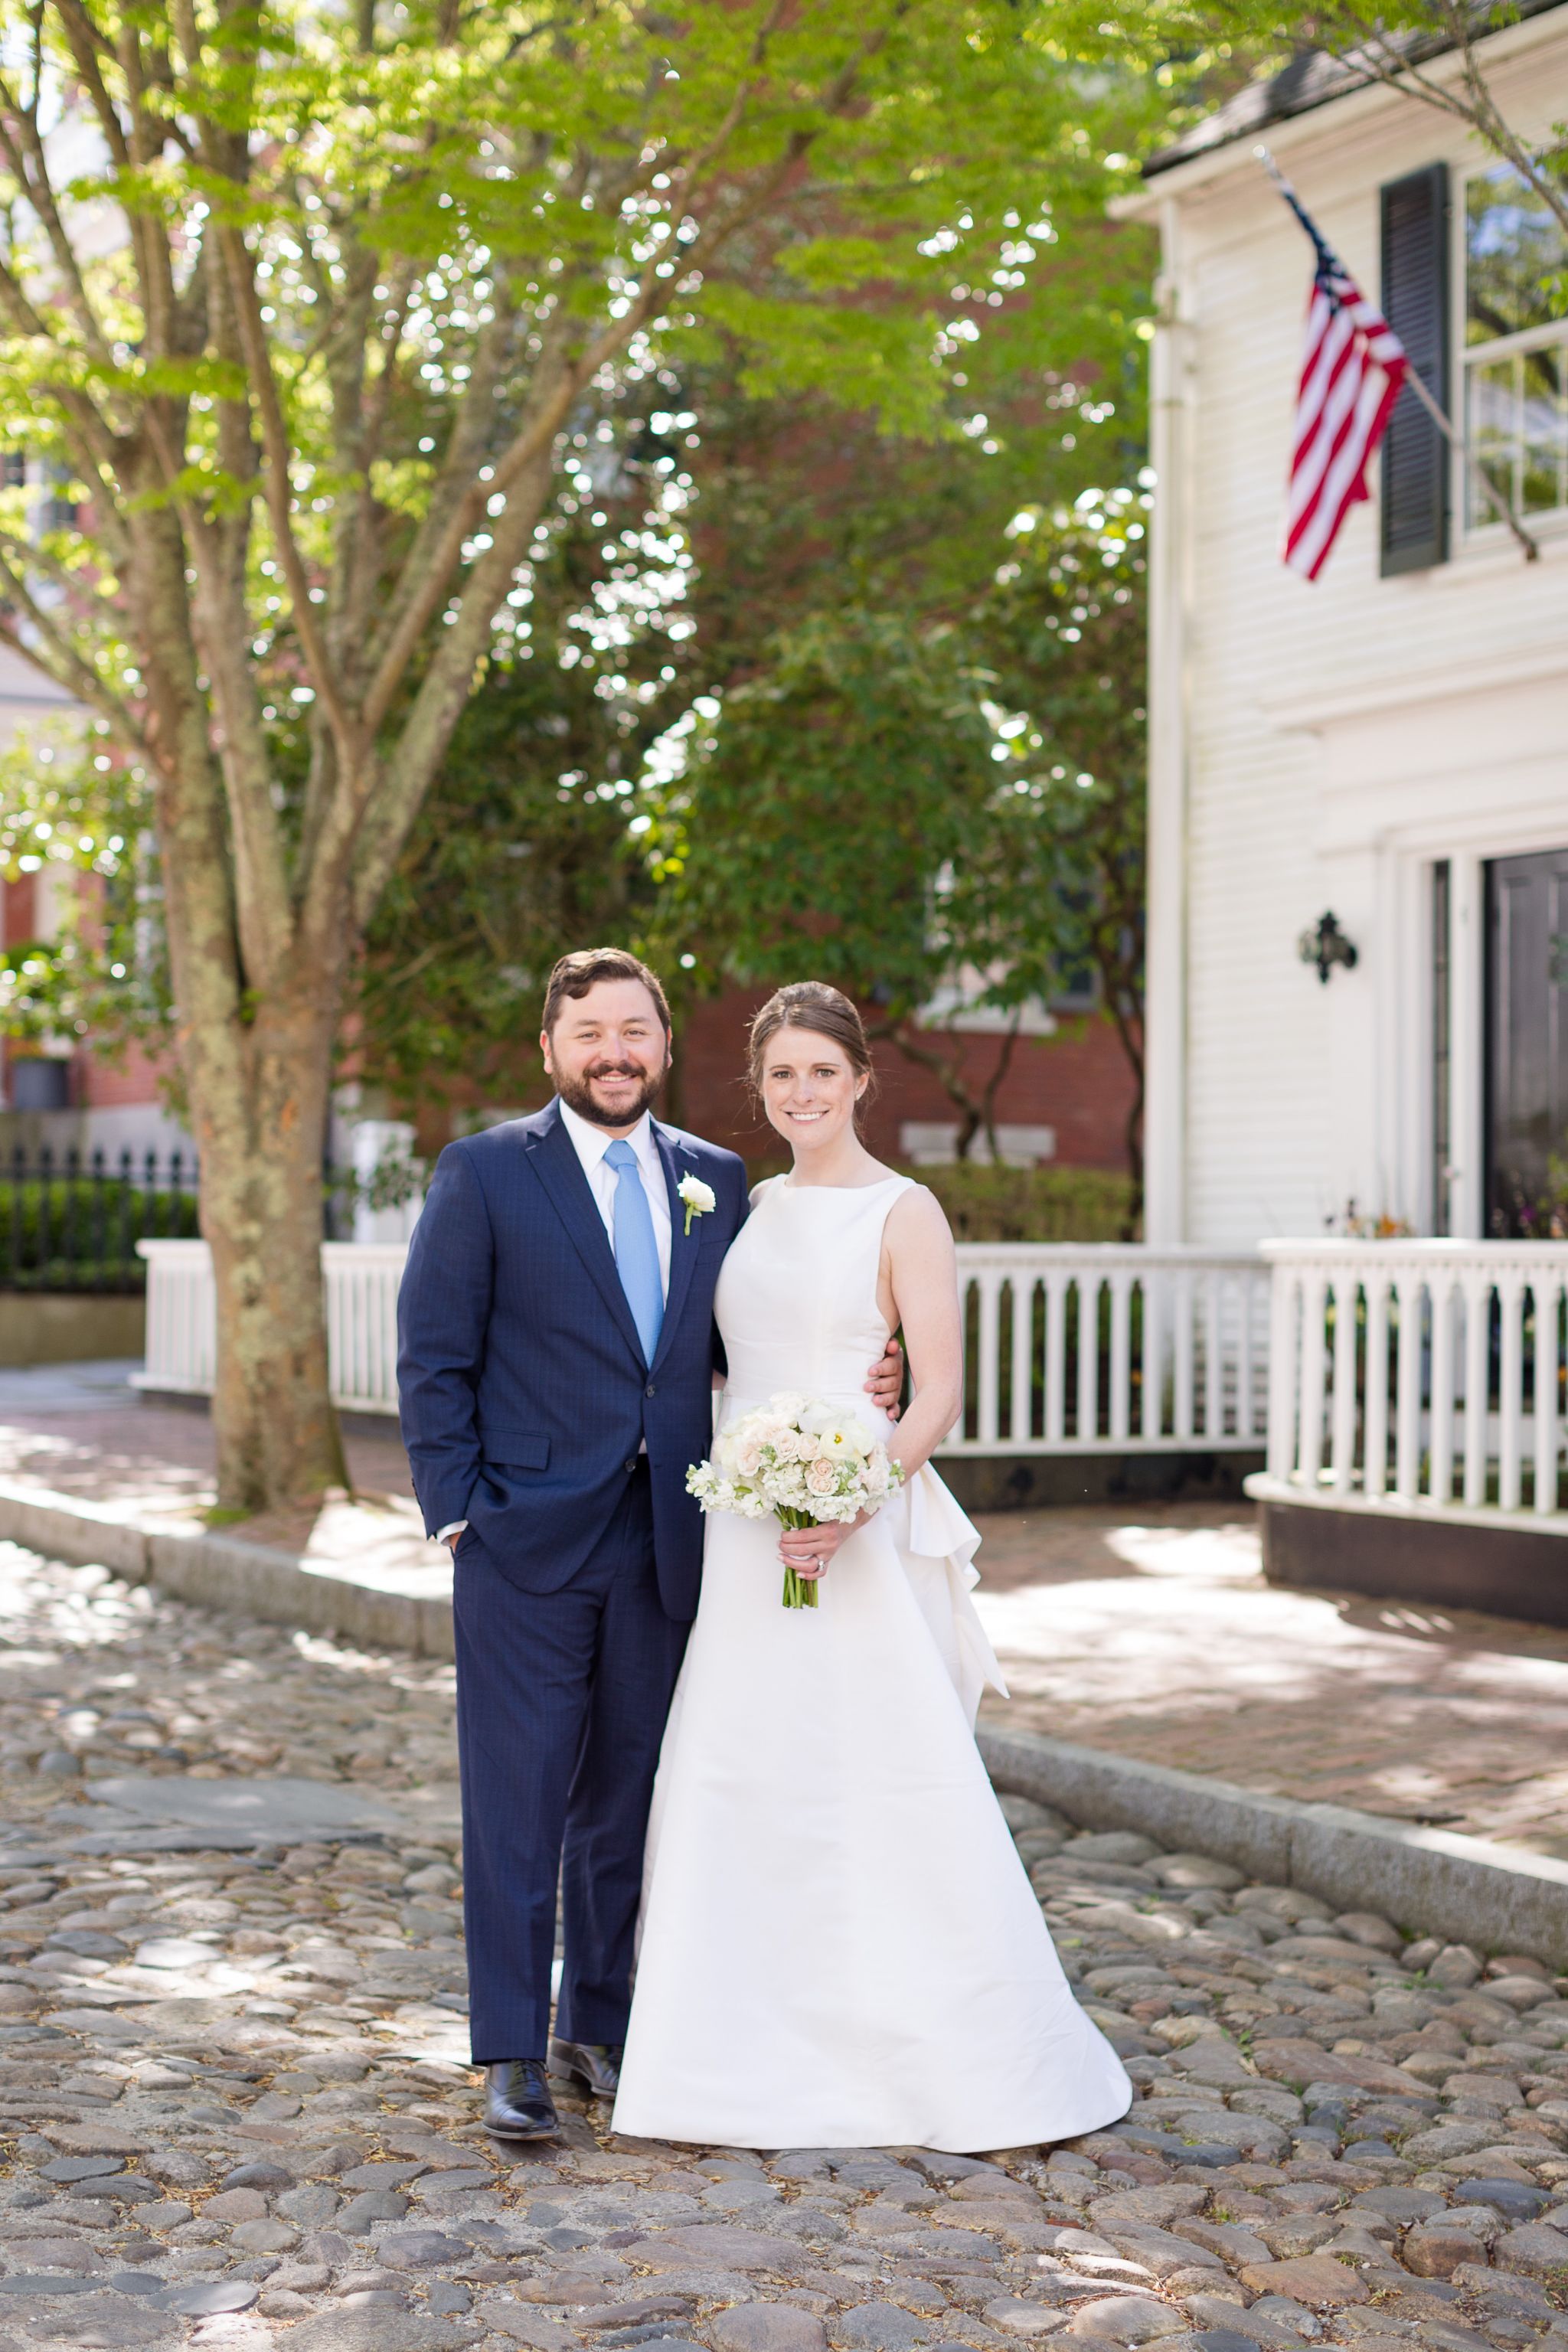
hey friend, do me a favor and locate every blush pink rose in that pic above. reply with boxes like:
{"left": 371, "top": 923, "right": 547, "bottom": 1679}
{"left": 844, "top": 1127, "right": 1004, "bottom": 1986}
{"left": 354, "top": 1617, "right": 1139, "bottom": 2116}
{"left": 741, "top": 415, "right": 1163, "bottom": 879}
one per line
{"left": 805, "top": 1459, "right": 838, "bottom": 1496}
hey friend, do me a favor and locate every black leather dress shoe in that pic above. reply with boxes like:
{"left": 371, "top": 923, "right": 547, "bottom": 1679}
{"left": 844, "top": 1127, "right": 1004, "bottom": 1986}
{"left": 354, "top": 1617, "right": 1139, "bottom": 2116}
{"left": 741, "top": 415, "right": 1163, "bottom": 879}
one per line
{"left": 547, "top": 2037, "right": 623, "bottom": 2097}
{"left": 483, "top": 2059, "right": 560, "bottom": 2140}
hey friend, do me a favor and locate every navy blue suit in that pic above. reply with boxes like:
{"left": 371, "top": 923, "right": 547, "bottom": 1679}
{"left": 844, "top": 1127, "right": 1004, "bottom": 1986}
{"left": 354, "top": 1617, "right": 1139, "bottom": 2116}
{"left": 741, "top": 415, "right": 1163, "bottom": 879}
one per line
{"left": 397, "top": 1098, "right": 747, "bottom": 2060}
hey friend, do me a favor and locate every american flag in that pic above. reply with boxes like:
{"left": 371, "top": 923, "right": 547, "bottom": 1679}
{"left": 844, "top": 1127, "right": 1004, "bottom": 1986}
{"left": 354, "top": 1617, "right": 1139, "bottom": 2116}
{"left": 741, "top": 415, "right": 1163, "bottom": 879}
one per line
{"left": 1272, "top": 168, "right": 1408, "bottom": 580}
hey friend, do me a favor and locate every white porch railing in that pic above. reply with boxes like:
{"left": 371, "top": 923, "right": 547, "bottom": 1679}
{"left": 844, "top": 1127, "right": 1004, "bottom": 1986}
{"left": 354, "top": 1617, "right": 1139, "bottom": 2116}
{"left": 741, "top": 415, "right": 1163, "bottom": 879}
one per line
{"left": 950, "top": 1245, "right": 1269, "bottom": 1453}
{"left": 138, "top": 1237, "right": 1269, "bottom": 1457}
{"left": 1250, "top": 1238, "right": 1568, "bottom": 1520}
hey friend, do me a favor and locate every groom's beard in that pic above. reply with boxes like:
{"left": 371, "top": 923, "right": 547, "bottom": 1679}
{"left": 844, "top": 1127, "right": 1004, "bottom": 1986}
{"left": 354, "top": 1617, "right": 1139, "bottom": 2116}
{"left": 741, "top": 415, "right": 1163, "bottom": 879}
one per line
{"left": 555, "top": 1057, "right": 668, "bottom": 1129}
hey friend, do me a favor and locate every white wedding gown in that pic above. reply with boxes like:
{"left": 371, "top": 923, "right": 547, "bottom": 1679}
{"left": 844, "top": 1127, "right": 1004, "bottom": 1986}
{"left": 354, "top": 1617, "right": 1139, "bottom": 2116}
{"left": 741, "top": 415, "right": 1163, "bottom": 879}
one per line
{"left": 612, "top": 1174, "right": 1132, "bottom": 2153}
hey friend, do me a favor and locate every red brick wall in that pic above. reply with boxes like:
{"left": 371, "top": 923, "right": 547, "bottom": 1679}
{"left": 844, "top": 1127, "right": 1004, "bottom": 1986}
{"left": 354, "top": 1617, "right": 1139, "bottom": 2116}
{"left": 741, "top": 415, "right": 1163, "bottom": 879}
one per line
{"left": 673, "top": 986, "right": 1136, "bottom": 1173}
{"left": 79, "top": 1040, "right": 168, "bottom": 1108}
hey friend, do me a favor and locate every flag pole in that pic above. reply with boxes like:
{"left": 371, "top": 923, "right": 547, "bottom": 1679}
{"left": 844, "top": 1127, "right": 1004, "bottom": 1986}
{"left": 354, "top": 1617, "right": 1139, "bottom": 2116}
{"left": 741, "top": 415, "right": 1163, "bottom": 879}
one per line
{"left": 1256, "top": 147, "right": 1539, "bottom": 562}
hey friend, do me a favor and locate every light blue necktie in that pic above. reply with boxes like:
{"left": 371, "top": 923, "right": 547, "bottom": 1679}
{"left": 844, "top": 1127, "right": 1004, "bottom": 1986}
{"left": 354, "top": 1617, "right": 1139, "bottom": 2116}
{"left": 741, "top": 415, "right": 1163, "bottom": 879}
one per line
{"left": 604, "top": 1138, "right": 664, "bottom": 1366}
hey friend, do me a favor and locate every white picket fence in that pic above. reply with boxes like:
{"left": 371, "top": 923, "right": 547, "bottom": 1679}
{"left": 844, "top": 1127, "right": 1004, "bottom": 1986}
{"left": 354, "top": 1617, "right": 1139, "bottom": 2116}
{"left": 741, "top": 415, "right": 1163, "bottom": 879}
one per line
{"left": 138, "top": 1237, "right": 1269, "bottom": 1457}
{"left": 1255, "top": 1238, "right": 1568, "bottom": 1519}
{"left": 138, "top": 1240, "right": 409, "bottom": 1417}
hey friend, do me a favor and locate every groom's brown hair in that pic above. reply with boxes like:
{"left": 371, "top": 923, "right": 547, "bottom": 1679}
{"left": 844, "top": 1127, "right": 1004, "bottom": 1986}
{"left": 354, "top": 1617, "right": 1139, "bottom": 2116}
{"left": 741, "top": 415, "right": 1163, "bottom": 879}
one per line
{"left": 543, "top": 947, "right": 672, "bottom": 1036}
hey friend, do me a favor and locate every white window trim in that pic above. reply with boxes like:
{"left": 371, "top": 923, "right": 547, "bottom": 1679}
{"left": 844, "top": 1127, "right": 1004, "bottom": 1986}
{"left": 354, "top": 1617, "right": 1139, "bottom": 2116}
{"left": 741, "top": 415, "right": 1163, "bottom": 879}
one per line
{"left": 1453, "top": 160, "right": 1568, "bottom": 553}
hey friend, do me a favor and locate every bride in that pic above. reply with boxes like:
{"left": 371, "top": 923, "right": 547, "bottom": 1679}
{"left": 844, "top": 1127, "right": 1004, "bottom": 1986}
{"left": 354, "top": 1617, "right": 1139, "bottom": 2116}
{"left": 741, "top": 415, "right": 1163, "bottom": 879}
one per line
{"left": 612, "top": 981, "right": 1132, "bottom": 2152}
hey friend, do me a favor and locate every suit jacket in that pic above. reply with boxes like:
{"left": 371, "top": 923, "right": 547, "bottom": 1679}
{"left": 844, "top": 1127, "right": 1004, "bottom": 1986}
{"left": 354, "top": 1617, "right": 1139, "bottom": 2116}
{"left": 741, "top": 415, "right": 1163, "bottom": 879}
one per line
{"left": 396, "top": 1098, "right": 748, "bottom": 1622}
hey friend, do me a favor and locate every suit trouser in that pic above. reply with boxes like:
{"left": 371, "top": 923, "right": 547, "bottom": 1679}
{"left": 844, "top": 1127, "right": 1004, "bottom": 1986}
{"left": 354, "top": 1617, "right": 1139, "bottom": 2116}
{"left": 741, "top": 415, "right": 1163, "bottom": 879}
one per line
{"left": 452, "top": 1464, "right": 689, "bottom": 2062}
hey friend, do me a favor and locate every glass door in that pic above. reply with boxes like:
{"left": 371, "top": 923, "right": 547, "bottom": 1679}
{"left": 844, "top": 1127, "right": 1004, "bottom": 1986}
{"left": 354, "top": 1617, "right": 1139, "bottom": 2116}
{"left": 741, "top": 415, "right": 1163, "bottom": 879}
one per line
{"left": 1485, "top": 847, "right": 1568, "bottom": 1234}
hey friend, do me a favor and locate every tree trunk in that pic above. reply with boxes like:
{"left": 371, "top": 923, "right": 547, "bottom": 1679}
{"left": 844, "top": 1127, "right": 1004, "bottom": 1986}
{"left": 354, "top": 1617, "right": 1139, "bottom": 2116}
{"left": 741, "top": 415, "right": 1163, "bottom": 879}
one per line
{"left": 191, "top": 991, "right": 351, "bottom": 1514}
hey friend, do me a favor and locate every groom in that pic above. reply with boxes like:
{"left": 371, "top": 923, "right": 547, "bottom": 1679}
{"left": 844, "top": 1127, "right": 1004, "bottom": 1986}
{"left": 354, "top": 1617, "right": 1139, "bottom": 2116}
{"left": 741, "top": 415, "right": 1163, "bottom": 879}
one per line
{"left": 397, "top": 948, "right": 902, "bottom": 2139}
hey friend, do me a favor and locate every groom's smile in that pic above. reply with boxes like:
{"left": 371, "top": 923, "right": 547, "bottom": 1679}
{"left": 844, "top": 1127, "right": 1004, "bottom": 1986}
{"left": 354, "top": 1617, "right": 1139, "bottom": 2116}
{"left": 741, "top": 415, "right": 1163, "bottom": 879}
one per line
{"left": 541, "top": 971, "right": 672, "bottom": 1134}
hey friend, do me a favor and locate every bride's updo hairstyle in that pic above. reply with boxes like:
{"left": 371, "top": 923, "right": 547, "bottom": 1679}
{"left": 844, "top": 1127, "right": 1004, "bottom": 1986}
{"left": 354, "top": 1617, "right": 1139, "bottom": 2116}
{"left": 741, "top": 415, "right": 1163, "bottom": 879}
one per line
{"left": 746, "top": 982, "right": 878, "bottom": 1126}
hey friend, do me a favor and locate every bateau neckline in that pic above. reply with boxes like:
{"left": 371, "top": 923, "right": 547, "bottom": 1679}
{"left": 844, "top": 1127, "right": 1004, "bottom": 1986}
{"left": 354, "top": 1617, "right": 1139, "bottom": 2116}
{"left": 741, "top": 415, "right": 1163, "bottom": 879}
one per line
{"left": 776, "top": 1171, "right": 907, "bottom": 1194}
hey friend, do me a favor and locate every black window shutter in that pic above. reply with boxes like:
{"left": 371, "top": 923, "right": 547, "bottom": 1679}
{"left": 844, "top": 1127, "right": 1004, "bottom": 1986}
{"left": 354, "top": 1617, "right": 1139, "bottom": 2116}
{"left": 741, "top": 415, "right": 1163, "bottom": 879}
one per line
{"left": 1380, "top": 162, "right": 1450, "bottom": 575}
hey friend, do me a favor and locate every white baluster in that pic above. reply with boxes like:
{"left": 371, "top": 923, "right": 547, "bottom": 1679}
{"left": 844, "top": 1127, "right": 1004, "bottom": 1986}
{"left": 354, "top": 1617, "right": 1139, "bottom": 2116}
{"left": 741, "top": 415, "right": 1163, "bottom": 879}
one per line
{"left": 1109, "top": 1273, "right": 1132, "bottom": 1442}
{"left": 1532, "top": 1271, "right": 1561, "bottom": 1517}
{"left": 1329, "top": 1268, "right": 1358, "bottom": 1494}
{"left": 1076, "top": 1274, "right": 1102, "bottom": 1442}
{"left": 1462, "top": 1269, "right": 1491, "bottom": 1508}
{"left": 1010, "top": 1274, "right": 1036, "bottom": 1444}
{"left": 1266, "top": 1262, "right": 1299, "bottom": 1481}
{"left": 1043, "top": 1272, "right": 1067, "bottom": 1443}
{"left": 1393, "top": 1269, "right": 1423, "bottom": 1501}
{"left": 1498, "top": 1271, "right": 1525, "bottom": 1512}
{"left": 1172, "top": 1269, "right": 1195, "bottom": 1442}
{"left": 1296, "top": 1269, "right": 1328, "bottom": 1489}
{"left": 1141, "top": 1268, "right": 1163, "bottom": 1439}
{"left": 1203, "top": 1272, "right": 1222, "bottom": 1438}
{"left": 1428, "top": 1269, "right": 1455, "bottom": 1504}
{"left": 976, "top": 1271, "right": 1003, "bottom": 1446}
{"left": 1363, "top": 1268, "right": 1390, "bottom": 1499}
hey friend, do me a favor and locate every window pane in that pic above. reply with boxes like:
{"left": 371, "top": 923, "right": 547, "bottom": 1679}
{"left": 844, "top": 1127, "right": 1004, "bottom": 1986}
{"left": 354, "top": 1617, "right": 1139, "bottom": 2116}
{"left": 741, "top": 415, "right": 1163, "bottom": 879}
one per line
{"left": 1466, "top": 163, "right": 1568, "bottom": 345}
{"left": 1468, "top": 353, "right": 1517, "bottom": 524}
{"left": 1521, "top": 340, "right": 1566, "bottom": 510}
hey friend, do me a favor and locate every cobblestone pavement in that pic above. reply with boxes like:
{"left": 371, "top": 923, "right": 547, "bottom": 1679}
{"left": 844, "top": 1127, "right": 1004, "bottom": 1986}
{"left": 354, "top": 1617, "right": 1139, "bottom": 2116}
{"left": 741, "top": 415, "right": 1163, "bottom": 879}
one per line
{"left": 3, "top": 1375, "right": 1567, "bottom": 1860}
{"left": 0, "top": 1540, "right": 1564, "bottom": 2352}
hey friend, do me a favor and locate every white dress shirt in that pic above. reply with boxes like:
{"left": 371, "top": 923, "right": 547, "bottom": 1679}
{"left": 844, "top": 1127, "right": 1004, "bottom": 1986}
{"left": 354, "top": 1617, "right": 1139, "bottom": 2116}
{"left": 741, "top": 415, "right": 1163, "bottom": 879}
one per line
{"left": 436, "top": 1101, "right": 673, "bottom": 1544}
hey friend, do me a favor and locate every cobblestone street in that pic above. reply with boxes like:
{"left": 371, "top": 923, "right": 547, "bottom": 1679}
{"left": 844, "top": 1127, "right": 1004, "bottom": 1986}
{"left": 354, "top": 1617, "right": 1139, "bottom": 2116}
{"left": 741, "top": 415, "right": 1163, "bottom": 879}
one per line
{"left": 0, "top": 1536, "right": 1563, "bottom": 2352}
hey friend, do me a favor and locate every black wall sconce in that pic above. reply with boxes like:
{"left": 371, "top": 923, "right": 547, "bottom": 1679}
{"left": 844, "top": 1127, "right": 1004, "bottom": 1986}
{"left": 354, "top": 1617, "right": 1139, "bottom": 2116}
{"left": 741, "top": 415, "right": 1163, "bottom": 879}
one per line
{"left": 1298, "top": 910, "right": 1358, "bottom": 985}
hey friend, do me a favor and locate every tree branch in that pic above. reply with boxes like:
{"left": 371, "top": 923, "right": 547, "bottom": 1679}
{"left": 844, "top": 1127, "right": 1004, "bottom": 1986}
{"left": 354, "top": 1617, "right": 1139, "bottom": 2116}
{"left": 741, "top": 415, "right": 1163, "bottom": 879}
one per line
{"left": 211, "top": 217, "right": 363, "bottom": 772}
{"left": 0, "top": 546, "right": 147, "bottom": 751}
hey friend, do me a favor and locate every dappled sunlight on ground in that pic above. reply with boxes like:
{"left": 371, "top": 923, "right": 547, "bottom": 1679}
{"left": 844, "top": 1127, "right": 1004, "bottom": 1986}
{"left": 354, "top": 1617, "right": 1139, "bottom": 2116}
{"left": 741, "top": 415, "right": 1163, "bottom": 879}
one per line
{"left": 971, "top": 1505, "right": 1568, "bottom": 1858}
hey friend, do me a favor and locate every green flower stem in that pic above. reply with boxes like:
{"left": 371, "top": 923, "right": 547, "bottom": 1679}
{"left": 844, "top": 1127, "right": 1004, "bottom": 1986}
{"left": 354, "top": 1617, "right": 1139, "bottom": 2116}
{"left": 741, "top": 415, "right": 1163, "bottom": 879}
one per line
{"left": 776, "top": 1504, "right": 821, "bottom": 1610}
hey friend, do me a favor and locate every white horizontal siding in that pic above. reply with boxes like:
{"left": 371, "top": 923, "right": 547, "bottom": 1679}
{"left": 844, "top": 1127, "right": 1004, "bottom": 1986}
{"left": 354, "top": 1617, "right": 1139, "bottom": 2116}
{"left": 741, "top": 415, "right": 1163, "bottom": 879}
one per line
{"left": 1161, "top": 34, "right": 1568, "bottom": 1246}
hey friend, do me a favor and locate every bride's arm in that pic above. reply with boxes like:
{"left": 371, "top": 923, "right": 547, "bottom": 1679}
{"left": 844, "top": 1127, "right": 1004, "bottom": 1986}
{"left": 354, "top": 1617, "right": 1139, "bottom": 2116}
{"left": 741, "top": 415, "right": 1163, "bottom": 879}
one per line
{"left": 880, "top": 1186, "right": 963, "bottom": 1481}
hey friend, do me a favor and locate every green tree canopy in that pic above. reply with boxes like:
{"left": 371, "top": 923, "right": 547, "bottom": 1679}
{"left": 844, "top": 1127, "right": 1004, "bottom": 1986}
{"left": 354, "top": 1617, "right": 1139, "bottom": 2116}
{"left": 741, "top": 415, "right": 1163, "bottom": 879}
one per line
{"left": 0, "top": 0, "right": 1171, "bottom": 1509}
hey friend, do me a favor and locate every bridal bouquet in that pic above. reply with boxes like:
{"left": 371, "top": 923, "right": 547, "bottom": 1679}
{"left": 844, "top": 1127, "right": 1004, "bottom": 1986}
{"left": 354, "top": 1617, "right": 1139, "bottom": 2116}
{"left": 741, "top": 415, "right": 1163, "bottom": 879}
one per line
{"left": 687, "top": 1393, "right": 904, "bottom": 1610}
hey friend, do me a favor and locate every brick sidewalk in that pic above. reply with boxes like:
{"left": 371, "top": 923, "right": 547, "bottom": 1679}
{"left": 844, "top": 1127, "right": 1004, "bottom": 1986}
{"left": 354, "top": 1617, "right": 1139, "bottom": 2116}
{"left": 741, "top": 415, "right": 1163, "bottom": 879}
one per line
{"left": 3, "top": 1369, "right": 1566, "bottom": 1860}
{"left": 972, "top": 1508, "right": 1568, "bottom": 1862}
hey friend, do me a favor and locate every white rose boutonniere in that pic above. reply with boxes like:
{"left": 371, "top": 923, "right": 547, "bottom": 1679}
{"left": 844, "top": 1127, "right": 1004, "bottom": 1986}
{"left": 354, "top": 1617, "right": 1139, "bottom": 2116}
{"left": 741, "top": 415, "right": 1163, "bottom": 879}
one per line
{"left": 678, "top": 1174, "right": 717, "bottom": 1237}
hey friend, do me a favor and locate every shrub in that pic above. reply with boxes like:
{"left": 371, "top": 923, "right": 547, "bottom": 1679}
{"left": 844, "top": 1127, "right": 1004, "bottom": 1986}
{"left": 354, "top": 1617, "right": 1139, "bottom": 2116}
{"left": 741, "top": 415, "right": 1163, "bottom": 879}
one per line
{"left": 906, "top": 1163, "right": 1137, "bottom": 1243}
{"left": 0, "top": 1179, "right": 201, "bottom": 1292}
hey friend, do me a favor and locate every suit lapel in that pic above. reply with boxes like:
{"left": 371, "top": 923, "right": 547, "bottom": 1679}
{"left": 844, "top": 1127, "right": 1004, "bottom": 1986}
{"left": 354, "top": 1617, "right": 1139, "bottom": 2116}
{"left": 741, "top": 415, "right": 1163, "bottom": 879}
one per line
{"left": 524, "top": 1102, "right": 645, "bottom": 1367}
{"left": 650, "top": 1122, "right": 700, "bottom": 1375}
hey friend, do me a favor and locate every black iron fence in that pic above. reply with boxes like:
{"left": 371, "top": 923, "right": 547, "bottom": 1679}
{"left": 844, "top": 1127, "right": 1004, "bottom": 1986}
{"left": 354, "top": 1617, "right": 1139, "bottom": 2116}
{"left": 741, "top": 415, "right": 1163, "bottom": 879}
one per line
{"left": 0, "top": 1147, "right": 202, "bottom": 1293}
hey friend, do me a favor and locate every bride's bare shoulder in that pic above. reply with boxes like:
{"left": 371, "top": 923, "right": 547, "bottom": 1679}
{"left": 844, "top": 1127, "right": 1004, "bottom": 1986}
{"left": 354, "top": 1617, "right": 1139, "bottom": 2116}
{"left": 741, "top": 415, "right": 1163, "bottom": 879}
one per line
{"left": 885, "top": 1181, "right": 955, "bottom": 1251}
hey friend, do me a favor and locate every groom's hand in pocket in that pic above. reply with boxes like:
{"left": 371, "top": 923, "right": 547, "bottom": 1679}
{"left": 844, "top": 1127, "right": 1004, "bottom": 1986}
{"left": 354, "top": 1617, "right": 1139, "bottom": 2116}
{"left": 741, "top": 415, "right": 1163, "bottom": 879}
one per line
{"left": 864, "top": 1335, "right": 905, "bottom": 1419}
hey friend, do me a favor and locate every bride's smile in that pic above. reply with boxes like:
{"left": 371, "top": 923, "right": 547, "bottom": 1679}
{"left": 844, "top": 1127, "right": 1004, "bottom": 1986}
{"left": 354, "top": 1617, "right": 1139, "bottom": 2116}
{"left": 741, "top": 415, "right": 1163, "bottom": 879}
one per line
{"left": 761, "top": 1025, "right": 872, "bottom": 1179}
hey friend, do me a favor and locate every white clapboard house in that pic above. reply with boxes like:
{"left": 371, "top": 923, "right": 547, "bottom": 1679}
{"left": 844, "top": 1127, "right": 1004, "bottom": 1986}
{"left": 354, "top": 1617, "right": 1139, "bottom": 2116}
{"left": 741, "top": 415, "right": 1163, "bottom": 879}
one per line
{"left": 1122, "top": 10, "right": 1568, "bottom": 1613}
